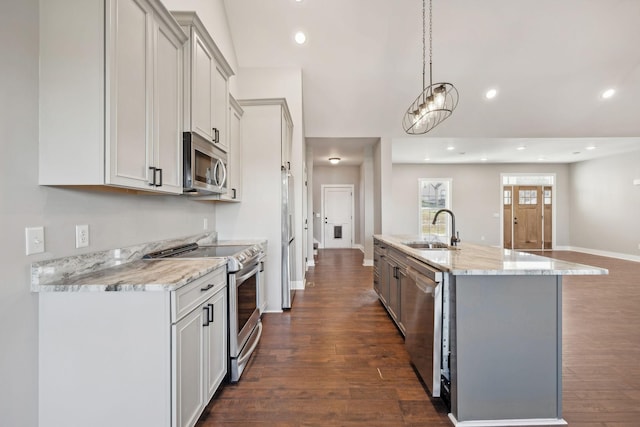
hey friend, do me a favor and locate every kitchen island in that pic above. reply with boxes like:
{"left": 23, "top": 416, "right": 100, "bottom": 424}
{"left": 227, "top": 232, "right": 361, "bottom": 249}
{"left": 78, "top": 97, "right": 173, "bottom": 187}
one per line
{"left": 374, "top": 235, "right": 607, "bottom": 427}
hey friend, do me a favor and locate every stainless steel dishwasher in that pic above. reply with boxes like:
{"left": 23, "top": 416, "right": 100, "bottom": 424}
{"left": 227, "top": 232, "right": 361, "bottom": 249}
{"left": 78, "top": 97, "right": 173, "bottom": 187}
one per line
{"left": 404, "top": 256, "right": 444, "bottom": 397}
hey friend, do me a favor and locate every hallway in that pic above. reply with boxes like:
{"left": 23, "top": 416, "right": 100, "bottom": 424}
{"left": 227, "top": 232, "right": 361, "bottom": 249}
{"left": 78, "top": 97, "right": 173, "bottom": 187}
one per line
{"left": 197, "top": 248, "right": 450, "bottom": 426}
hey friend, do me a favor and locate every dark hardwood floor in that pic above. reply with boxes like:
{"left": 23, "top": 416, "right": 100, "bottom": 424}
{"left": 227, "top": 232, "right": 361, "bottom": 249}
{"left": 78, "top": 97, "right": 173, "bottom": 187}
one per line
{"left": 197, "top": 248, "right": 640, "bottom": 426}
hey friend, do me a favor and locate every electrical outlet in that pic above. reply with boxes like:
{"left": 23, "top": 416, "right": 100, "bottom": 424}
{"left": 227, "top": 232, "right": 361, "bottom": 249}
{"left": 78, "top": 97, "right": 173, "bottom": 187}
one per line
{"left": 25, "top": 226, "right": 45, "bottom": 255}
{"left": 75, "top": 224, "right": 89, "bottom": 248}
{"left": 203, "top": 218, "right": 208, "bottom": 230}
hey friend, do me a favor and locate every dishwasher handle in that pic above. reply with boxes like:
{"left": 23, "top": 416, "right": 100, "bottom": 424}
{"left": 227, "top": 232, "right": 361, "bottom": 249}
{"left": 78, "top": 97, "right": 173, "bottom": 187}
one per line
{"left": 407, "top": 266, "right": 438, "bottom": 295}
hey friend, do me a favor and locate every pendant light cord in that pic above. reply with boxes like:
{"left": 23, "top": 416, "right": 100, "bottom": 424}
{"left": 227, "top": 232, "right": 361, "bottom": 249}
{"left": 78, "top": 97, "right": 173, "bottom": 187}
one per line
{"left": 422, "top": 0, "right": 426, "bottom": 93}
{"left": 422, "top": 0, "right": 433, "bottom": 96}
{"left": 429, "top": 0, "right": 433, "bottom": 88}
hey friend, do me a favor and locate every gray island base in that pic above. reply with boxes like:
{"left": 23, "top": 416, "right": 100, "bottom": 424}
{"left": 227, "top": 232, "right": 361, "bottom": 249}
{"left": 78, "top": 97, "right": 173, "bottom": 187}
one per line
{"left": 374, "top": 235, "right": 607, "bottom": 427}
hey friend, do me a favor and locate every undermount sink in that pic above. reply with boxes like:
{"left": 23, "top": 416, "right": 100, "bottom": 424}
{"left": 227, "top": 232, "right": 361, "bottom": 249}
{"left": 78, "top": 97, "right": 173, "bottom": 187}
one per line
{"left": 403, "top": 241, "right": 455, "bottom": 250}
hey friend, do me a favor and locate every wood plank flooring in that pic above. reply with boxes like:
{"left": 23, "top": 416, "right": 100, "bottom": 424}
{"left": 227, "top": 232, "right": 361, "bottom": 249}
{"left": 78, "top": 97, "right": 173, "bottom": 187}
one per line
{"left": 196, "top": 248, "right": 640, "bottom": 426}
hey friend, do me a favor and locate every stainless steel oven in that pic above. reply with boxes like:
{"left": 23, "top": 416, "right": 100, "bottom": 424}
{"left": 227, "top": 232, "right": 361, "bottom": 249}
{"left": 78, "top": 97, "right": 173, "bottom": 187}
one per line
{"left": 143, "top": 242, "right": 264, "bottom": 383}
{"left": 228, "top": 252, "right": 264, "bottom": 382}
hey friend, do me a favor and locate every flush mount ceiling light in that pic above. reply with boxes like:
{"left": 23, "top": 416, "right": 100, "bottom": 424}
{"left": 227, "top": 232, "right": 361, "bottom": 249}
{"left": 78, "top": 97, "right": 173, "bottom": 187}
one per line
{"left": 294, "top": 31, "right": 306, "bottom": 44}
{"left": 485, "top": 88, "right": 498, "bottom": 99}
{"left": 601, "top": 88, "right": 615, "bottom": 99}
{"left": 585, "top": 145, "right": 597, "bottom": 150}
{"left": 329, "top": 157, "right": 340, "bottom": 165}
{"left": 402, "top": 0, "right": 458, "bottom": 135}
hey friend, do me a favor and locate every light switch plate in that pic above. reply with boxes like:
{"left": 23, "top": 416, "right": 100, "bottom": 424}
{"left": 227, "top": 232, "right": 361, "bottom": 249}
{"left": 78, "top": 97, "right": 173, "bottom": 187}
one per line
{"left": 26, "top": 226, "right": 45, "bottom": 255}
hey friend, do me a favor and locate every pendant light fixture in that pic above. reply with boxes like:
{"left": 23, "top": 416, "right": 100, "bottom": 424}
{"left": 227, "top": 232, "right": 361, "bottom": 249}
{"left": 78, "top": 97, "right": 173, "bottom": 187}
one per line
{"left": 402, "top": 0, "right": 458, "bottom": 135}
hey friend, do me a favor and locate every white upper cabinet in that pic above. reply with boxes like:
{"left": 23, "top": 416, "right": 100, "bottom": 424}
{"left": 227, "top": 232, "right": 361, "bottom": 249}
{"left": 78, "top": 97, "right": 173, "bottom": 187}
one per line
{"left": 39, "top": 0, "right": 187, "bottom": 194}
{"left": 173, "top": 12, "right": 233, "bottom": 153}
{"left": 219, "top": 96, "right": 243, "bottom": 201}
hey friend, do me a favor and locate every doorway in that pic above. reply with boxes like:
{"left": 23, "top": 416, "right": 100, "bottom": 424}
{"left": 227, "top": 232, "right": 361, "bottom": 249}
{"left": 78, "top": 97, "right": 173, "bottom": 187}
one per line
{"left": 502, "top": 177, "right": 554, "bottom": 250}
{"left": 322, "top": 185, "right": 354, "bottom": 249}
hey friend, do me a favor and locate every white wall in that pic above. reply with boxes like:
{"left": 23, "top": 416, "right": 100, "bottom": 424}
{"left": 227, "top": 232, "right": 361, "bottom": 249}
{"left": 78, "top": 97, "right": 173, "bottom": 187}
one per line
{"left": 0, "top": 2, "right": 219, "bottom": 425}
{"left": 569, "top": 150, "right": 640, "bottom": 257}
{"left": 389, "top": 163, "right": 571, "bottom": 247}
{"left": 313, "top": 166, "right": 362, "bottom": 246}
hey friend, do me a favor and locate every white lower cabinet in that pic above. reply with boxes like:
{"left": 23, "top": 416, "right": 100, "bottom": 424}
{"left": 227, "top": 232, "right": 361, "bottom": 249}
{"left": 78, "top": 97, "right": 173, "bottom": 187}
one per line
{"left": 38, "top": 266, "right": 227, "bottom": 427}
{"left": 173, "top": 285, "right": 227, "bottom": 427}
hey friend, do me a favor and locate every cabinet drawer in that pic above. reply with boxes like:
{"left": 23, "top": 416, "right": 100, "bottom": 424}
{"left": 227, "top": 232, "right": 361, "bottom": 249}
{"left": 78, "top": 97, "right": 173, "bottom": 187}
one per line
{"left": 172, "top": 267, "right": 226, "bottom": 323}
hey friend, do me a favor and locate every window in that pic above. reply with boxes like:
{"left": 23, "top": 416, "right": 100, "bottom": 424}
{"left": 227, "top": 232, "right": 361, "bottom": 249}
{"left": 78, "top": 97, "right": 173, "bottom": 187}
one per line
{"left": 503, "top": 189, "right": 512, "bottom": 205}
{"left": 518, "top": 189, "right": 537, "bottom": 205}
{"left": 419, "top": 179, "right": 452, "bottom": 238}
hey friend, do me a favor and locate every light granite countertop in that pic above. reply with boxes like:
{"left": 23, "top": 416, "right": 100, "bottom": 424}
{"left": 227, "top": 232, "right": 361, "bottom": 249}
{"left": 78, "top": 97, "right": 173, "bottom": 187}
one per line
{"left": 31, "top": 232, "right": 267, "bottom": 292}
{"left": 375, "top": 235, "right": 608, "bottom": 276}
{"left": 34, "top": 258, "right": 228, "bottom": 292}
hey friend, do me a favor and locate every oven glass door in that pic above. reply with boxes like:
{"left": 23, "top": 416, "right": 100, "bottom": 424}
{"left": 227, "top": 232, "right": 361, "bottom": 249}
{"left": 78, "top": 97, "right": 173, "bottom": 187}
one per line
{"left": 237, "top": 271, "right": 257, "bottom": 336}
{"left": 230, "top": 262, "right": 260, "bottom": 357}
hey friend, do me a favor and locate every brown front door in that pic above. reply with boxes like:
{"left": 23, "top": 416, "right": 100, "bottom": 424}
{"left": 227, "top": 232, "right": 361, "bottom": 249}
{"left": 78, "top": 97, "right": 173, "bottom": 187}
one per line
{"left": 513, "top": 186, "right": 542, "bottom": 250}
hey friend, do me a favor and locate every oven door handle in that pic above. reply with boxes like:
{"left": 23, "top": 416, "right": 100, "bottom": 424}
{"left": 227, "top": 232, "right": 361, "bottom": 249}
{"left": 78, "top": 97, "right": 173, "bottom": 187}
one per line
{"left": 235, "top": 264, "right": 260, "bottom": 285}
{"left": 237, "top": 321, "right": 263, "bottom": 367}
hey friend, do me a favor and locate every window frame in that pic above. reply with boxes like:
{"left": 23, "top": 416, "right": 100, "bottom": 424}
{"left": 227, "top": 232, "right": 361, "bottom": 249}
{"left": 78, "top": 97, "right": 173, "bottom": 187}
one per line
{"left": 418, "top": 178, "right": 453, "bottom": 239}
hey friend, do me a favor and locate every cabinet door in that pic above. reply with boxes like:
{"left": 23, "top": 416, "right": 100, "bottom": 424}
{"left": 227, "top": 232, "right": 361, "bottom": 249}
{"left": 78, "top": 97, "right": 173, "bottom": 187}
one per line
{"left": 212, "top": 66, "right": 229, "bottom": 152}
{"left": 154, "top": 22, "right": 184, "bottom": 193}
{"left": 106, "top": 0, "right": 154, "bottom": 189}
{"left": 172, "top": 305, "right": 206, "bottom": 427}
{"left": 204, "top": 288, "right": 227, "bottom": 401}
{"left": 191, "top": 32, "right": 215, "bottom": 142}
{"left": 388, "top": 264, "right": 400, "bottom": 321}
{"left": 221, "top": 99, "right": 243, "bottom": 201}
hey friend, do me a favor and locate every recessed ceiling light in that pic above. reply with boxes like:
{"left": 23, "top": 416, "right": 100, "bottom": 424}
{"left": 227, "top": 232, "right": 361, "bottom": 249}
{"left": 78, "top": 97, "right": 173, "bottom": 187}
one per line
{"left": 516, "top": 146, "right": 526, "bottom": 151}
{"left": 485, "top": 88, "right": 498, "bottom": 99}
{"left": 446, "top": 146, "right": 455, "bottom": 151}
{"left": 424, "top": 157, "right": 430, "bottom": 161}
{"left": 585, "top": 145, "right": 596, "bottom": 150}
{"left": 480, "top": 156, "right": 488, "bottom": 161}
{"left": 537, "top": 156, "right": 546, "bottom": 161}
{"left": 294, "top": 31, "right": 307, "bottom": 44}
{"left": 601, "top": 88, "right": 615, "bottom": 99}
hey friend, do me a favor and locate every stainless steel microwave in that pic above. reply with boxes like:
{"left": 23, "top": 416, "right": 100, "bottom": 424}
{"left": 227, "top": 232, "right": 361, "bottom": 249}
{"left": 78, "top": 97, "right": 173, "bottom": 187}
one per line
{"left": 183, "top": 132, "right": 228, "bottom": 195}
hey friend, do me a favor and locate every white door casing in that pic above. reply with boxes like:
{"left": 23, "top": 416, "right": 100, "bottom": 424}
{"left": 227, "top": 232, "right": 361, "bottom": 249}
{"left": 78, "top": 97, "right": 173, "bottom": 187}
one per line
{"left": 322, "top": 185, "right": 354, "bottom": 249}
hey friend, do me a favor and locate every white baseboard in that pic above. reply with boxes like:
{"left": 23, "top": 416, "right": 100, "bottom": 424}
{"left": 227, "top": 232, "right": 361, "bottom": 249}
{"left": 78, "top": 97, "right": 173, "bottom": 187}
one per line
{"left": 353, "top": 243, "right": 364, "bottom": 251}
{"left": 362, "top": 259, "right": 373, "bottom": 267}
{"left": 556, "top": 246, "right": 640, "bottom": 263}
{"left": 292, "top": 280, "right": 305, "bottom": 290}
{"left": 307, "top": 259, "right": 315, "bottom": 267}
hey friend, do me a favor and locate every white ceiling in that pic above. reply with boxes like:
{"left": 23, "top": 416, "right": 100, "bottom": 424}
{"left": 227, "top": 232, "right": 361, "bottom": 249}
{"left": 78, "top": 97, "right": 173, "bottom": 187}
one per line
{"left": 223, "top": 0, "right": 640, "bottom": 165}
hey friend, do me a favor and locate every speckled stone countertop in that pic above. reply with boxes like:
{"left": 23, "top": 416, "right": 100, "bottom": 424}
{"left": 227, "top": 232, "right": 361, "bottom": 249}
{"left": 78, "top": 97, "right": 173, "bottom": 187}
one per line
{"left": 31, "top": 232, "right": 267, "bottom": 292}
{"left": 34, "top": 259, "right": 228, "bottom": 292}
{"left": 375, "top": 235, "right": 608, "bottom": 276}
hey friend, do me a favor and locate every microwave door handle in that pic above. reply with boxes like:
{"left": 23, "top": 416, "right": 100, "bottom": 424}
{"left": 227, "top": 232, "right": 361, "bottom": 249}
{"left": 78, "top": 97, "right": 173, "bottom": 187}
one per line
{"left": 218, "top": 159, "right": 227, "bottom": 188}
{"left": 211, "top": 160, "right": 219, "bottom": 186}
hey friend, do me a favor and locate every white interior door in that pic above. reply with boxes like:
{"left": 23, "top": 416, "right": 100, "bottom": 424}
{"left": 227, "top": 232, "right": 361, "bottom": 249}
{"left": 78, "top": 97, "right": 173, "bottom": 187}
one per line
{"left": 323, "top": 186, "right": 353, "bottom": 249}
